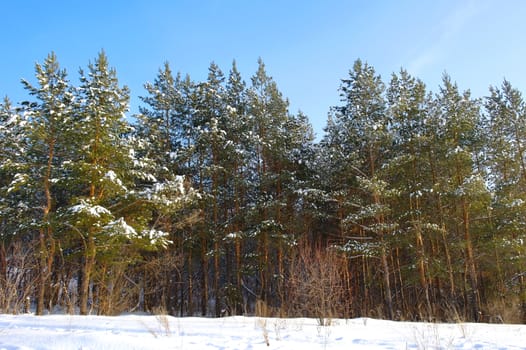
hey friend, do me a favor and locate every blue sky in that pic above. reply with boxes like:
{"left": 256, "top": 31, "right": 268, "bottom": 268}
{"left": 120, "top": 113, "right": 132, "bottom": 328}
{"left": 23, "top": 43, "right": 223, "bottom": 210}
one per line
{"left": 1, "top": 0, "right": 526, "bottom": 138}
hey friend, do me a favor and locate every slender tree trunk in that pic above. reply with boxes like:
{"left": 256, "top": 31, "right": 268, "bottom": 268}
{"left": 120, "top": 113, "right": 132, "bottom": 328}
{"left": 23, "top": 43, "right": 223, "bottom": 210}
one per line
{"left": 234, "top": 162, "right": 243, "bottom": 315}
{"left": 370, "top": 145, "right": 393, "bottom": 319}
{"left": 214, "top": 240, "right": 220, "bottom": 317}
{"left": 37, "top": 226, "right": 55, "bottom": 315}
{"left": 410, "top": 196, "right": 432, "bottom": 317}
{"left": 461, "top": 196, "right": 480, "bottom": 320}
{"left": 393, "top": 248, "right": 406, "bottom": 316}
{"left": 408, "top": 148, "right": 432, "bottom": 317}
{"left": 361, "top": 253, "right": 370, "bottom": 315}
{"left": 80, "top": 233, "right": 96, "bottom": 315}
{"left": 261, "top": 231, "right": 269, "bottom": 301}
{"left": 276, "top": 167, "right": 284, "bottom": 307}
{"left": 342, "top": 256, "right": 353, "bottom": 318}
{"left": 212, "top": 145, "right": 221, "bottom": 317}
{"left": 187, "top": 248, "right": 193, "bottom": 316}
{"left": 200, "top": 235, "right": 209, "bottom": 316}
{"left": 520, "top": 273, "right": 526, "bottom": 323}
{"left": 428, "top": 150, "right": 455, "bottom": 296}
{"left": 0, "top": 241, "right": 6, "bottom": 291}
{"left": 36, "top": 141, "right": 56, "bottom": 316}
{"left": 380, "top": 243, "right": 394, "bottom": 319}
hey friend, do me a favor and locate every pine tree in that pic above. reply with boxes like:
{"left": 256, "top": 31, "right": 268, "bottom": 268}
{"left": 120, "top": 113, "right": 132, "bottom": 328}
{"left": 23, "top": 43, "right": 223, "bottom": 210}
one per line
{"left": 245, "top": 59, "right": 316, "bottom": 309}
{"left": 55, "top": 51, "right": 176, "bottom": 315}
{"left": 485, "top": 80, "right": 526, "bottom": 322}
{"left": 20, "top": 52, "right": 74, "bottom": 315}
{"left": 222, "top": 60, "right": 250, "bottom": 314}
{"left": 0, "top": 97, "right": 32, "bottom": 306}
{"left": 386, "top": 69, "right": 435, "bottom": 316}
{"left": 0, "top": 98, "right": 30, "bottom": 238}
{"left": 137, "top": 64, "right": 200, "bottom": 314}
{"left": 137, "top": 62, "right": 187, "bottom": 179}
{"left": 193, "top": 61, "right": 228, "bottom": 316}
{"left": 246, "top": 58, "right": 290, "bottom": 305}
{"left": 325, "top": 59, "right": 395, "bottom": 318}
{"left": 431, "top": 74, "right": 489, "bottom": 320}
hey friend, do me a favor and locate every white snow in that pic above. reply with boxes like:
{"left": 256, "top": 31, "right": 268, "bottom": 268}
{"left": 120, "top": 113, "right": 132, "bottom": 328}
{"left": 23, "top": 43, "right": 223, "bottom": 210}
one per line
{"left": 103, "top": 170, "right": 128, "bottom": 192}
{"left": 69, "top": 201, "right": 112, "bottom": 218}
{"left": 141, "top": 228, "right": 171, "bottom": 247}
{"left": 104, "top": 217, "right": 137, "bottom": 238}
{"left": 0, "top": 314, "right": 524, "bottom": 349}
{"left": 7, "top": 173, "right": 28, "bottom": 193}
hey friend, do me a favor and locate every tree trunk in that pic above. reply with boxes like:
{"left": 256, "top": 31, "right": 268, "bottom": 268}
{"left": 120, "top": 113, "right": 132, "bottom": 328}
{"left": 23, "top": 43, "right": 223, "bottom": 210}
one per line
{"left": 79, "top": 233, "right": 96, "bottom": 315}
{"left": 411, "top": 196, "right": 432, "bottom": 317}
{"left": 36, "top": 226, "right": 54, "bottom": 315}
{"left": 36, "top": 141, "right": 56, "bottom": 316}
{"left": 380, "top": 243, "right": 394, "bottom": 319}
{"left": 462, "top": 197, "right": 480, "bottom": 321}
{"left": 428, "top": 150, "right": 455, "bottom": 296}
{"left": 520, "top": 274, "right": 526, "bottom": 324}
{"left": 187, "top": 248, "right": 194, "bottom": 316}
{"left": 214, "top": 240, "right": 220, "bottom": 317}
{"left": 200, "top": 236, "right": 209, "bottom": 316}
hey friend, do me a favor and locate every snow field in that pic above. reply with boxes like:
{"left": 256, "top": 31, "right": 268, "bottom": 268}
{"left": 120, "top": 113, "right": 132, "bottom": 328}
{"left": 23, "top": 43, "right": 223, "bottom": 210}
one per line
{"left": 0, "top": 314, "right": 525, "bottom": 349}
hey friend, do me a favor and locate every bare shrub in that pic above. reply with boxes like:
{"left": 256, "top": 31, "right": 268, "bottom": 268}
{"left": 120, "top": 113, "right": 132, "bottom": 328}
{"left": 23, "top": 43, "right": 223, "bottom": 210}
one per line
{"left": 90, "top": 249, "right": 183, "bottom": 316}
{"left": 484, "top": 296, "right": 520, "bottom": 323}
{"left": 141, "top": 251, "right": 184, "bottom": 314}
{"left": 94, "top": 261, "right": 140, "bottom": 315}
{"left": 0, "top": 241, "right": 37, "bottom": 314}
{"left": 285, "top": 242, "right": 349, "bottom": 324}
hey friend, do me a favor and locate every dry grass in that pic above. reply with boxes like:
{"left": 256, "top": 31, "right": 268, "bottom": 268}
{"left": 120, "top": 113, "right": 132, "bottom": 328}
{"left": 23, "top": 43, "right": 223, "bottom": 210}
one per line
{"left": 141, "top": 306, "right": 174, "bottom": 338}
{"left": 256, "top": 318, "right": 270, "bottom": 346}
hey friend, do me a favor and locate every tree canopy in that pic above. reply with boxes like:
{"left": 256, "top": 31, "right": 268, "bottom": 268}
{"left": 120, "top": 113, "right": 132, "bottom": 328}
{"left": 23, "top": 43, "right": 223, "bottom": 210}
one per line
{"left": 0, "top": 54, "right": 525, "bottom": 323}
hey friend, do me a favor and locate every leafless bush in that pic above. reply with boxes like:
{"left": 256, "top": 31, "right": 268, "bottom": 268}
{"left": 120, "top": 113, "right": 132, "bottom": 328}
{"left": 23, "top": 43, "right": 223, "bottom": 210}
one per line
{"left": 285, "top": 242, "right": 349, "bottom": 324}
{"left": 484, "top": 296, "right": 520, "bottom": 324}
{"left": 141, "top": 251, "right": 184, "bottom": 314}
{"left": 0, "top": 241, "right": 37, "bottom": 314}
{"left": 85, "top": 248, "right": 183, "bottom": 316}
{"left": 93, "top": 261, "right": 140, "bottom": 315}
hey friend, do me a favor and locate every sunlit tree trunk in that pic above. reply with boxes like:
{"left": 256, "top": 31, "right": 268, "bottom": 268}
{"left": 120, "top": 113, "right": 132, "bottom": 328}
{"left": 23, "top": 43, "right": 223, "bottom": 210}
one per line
{"left": 37, "top": 142, "right": 56, "bottom": 315}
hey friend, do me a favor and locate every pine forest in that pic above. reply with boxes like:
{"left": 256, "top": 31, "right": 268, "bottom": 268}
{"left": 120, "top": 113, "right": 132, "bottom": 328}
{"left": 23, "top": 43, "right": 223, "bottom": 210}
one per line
{"left": 1, "top": 52, "right": 525, "bottom": 323}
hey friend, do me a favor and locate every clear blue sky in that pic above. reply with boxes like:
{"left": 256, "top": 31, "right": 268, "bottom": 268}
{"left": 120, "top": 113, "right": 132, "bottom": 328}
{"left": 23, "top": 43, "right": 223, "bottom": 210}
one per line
{"left": 2, "top": 0, "right": 526, "bottom": 138}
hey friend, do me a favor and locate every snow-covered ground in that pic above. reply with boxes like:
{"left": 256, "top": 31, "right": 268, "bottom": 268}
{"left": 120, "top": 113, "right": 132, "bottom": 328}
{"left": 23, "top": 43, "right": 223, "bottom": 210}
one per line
{"left": 0, "top": 314, "right": 525, "bottom": 349}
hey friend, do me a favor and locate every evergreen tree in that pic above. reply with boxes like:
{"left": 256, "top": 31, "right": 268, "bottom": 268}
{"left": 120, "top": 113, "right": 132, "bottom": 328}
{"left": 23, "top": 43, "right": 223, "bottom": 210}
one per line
{"left": 222, "top": 61, "right": 250, "bottom": 314}
{"left": 193, "top": 61, "right": 228, "bottom": 316}
{"left": 246, "top": 58, "right": 293, "bottom": 305}
{"left": 485, "top": 80, "right": 526, "bottom": 322}
{"left": 431, "top": 74, "right": 489, "bottom": 320}
{"left": 20, "top": 52, "right": 74, "bottom": 315}
{"left": 60, "top": 51, "right": 179, "bottom": 315}
{"left": 386, "top": 69, "right": 435, "bottom": 316}
{"left": 137, "top": 62, "right": 184, "bottom": 179}
{"left": 243, "top": 58, "right": 317, "bottom": 310}
{"left": 327, "top": 59, "right": 395, "bottom": 318}
{"left": 0, "top": 97, "right": 33, "bottom": 306}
